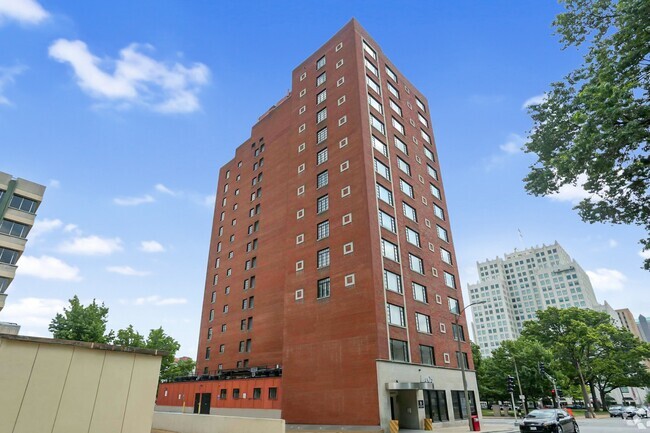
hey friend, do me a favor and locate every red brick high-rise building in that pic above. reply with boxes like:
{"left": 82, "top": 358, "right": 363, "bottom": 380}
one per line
{"left": 157, "top": 19, "right": 479, "bottom": 430}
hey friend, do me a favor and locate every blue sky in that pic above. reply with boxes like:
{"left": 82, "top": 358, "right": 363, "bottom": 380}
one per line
{"left": 1, "top": 0, "right": 648, "bottom": 357}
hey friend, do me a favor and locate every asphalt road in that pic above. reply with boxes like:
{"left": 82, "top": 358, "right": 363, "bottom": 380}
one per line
{"left": 482, "top": 416, "right": 650, "bottom": 432}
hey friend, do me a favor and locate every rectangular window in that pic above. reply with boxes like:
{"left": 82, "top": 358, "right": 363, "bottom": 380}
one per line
{"left": 372, "top": 135, "right": 388, "bottom": 156}
{"left": 387, "top": 303, "right": 406, "bottom": 327}
{"left": 364, "top": 57, "right": 378, "bottom": 76}
{"left": 440, "top": 248, "right": 452, "bottom": 265}
{"left": 317, "top": 127, "right": 328, "bottom": 144}
{"left": 389, "top": 339, "right": 409, "bottom": 362}
{"left": 418, "top": 112, "right": 429, "bottom": 127}
{"left": 317, "top": 170, "right": 329, "bottom": 188}
{"left": 420, "top": 345, "right": 435, "bottom": 365}
{"left": 413, "top": 282, "right": 428, "bottom": 303}
{"left": 366, "top": 75, "right": 381, "bottom": 94}
{"left": 399, "top": 179, "right": 414, "bottom": 198}
{"left": 385, "top": 66, "right": 398, "bottom": 82}
{"left": 317, "top": 147, "right": 328, "bottom": 165}
{"left": 253, "top": 388, "right": 262, "bottom": 400}
{"left": 452, "top": 323, "right": 466, "bottom": 342}
{"left": 316, "top": 55, "right": 326, "bottom": 70}
{"left": 0, "top": 219, "right": 30, "bottom": 238}
{"left": 403, "top": 202, "right": 417, "bottom": 222}
{"left": 436, "top": 225, "right": 449, "bottom": 242}
{"left": 317, "top": 194, "right": 329, "bottom": 213}
{"left": 430, "top": 183, "right": 441, "bottom": 199}
{"left": 433, "top": 204, "right": 445, "bottom": 220}
{"left": 455, "top": 352, "right": 470, "bottom": 371}
{"left": 220, "top": 389, "right": 227, "bottom": 400}
{"left": 424, "top": 390, "right": 449, "bottom": 422}
{"left": 317, "top": 248, "right": 330, "bottom": 268}
{"left": 444, "top": 271, "right": 456, "bottom": 289}
{"left": 405, "top": 227, "right": 421, "bottom": 247}
{"left": 427, "top": 165, "right": 439, "bottom": 180}
{"left": 378, "top": 209, "right": 396, "bottom": 232}
{"left": 9, "top": 195, "right": 38, "bottom": 214}
{"left": 416, "top": 312, "right": 432, "bottom": 333}
{"left": 409, "top": 253, "right": 425, "bottom": 274}
{"left": 392, "top": 117, "right": 404, "bottom": 135}
{"left": 376, "top": 183, "right": 393, "bottom": 206}
{"left": 317, "top": 220, "right": 330, "bottom": 240}
{"left": 316, "top": 72, "right": 326, "bottom": 86}
{"left": 421, "top": 129, "right": 431, "bottom": 144}
{"left": 363, "top": 41, "right": 376, "bottom": 59}
{"left": 384, "top": 270, "right": 402, "bottom": 293}
{"left": 370, "top": 114, "right": 385, "bottom": 134}
{"left": 416, "top": 97, "right": 426, "bottom": 112}
{"left": 381, "top": 238, "right": 399, "bottom": 262}
{"left": 368, "top": 93, "right": 383, "bottom": 113}
{"left": 374, "top": 159, "right": 391, "bottom": 181}
{"left": 394, "top": 136, "right": 408, "bottom": 155}
{"left": 387, "top": 82, "right": 400, "bottom": 99}
{"left": 423, "top": 147, "right": 435, "bottom": 162}
{"left": 448, "top": 297, "right": 460, "bottom": 314}
{"left": 233, "top": 388, "right": 240, "bottom": 399}
{"left": 0, "top": 247, "right": 19, "bottom": 265}
{"left": 317, "top": 277, "right": 331, "bottom": 299}
{"left": 317, "top": 107, "right": 327, "bottom": 123}
{"left": 396, "top": 157, "right": 411, "bottom": 176}
{"left": 317, "top": 89, "right": 327, "bottom": 104}
{"left": 268, "top": 387, "right": 278, "bottom": 400}
{"left": 389, "top": 99, "right": 402, "bottom": 116}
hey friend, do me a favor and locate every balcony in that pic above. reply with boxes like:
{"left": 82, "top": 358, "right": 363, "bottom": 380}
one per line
{"left": 0, "top": 232, "right": 26, "bottom": 252}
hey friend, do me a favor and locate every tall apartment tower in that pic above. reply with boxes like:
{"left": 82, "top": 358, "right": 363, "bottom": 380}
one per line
{"left": 172, "top": 20, "right": 476, "bottom": 429}
{"left": 617, "top": 308, "right": 644, "bottom": 340}
{"left": 469, "top": 242, "right": 598, "bottom": 356}
{"left": 0, "top": 172, "right": 46, "bottom": 334}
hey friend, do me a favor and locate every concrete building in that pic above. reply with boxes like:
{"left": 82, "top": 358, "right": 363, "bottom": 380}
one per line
{"left": 617, "top": 308, "right": 643, "bottom": 340}
{"left": 158, "top": 19, "right": 478, "bottom": 430}
{"left": 468, "top": 242, "right": 598, "bottom": 356}
{"left": 638, "top": 314, "right": 650, "bottom": 342}
{"left": 0, "top": 172, "right": 46, "bottom": 334}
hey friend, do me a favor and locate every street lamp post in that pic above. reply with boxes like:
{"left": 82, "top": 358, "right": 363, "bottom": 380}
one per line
{"left": 454, "top": 300, "right": 486, "bottom": 432}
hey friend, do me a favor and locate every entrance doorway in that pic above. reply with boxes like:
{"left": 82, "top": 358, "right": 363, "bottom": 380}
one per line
{"left": 193, "top": 392, "right": 211, "bottom": 414}
{"left": 390, "top": 390, "right": 420, "bottom": 429}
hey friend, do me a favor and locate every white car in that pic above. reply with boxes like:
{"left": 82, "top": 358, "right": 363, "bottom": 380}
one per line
{"left": 637, "top": 407, "right": 649, "bottom": 418}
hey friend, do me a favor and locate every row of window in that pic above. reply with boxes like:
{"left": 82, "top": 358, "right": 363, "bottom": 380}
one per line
{"left": 386, "top": 304, "right": 465, "bottom": 337}
{"left": 389, "top": 337, "right": 468, "bottom": 367}
{"left": 0, "top": 219, "right": 31, "bottom": 238}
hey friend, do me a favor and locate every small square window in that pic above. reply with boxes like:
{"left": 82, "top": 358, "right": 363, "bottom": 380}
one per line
{"left": 297, "top": 185, "right": 305, "bottom": 195}
{"left": 436, "top": 294, "right": 442, "bottom": 304}
{"left": 343, "top": 242, "right": 354, "bottom": 255}
{"left": 300, "top": 88, "right": 306, "bottom": 97}
{"left": 296, "top": 260, "right": 304, "bottom": 272}
{"left": 418, "top": 175, "right": 425, "bottom": 184}
{"left": 336, "top": 59, "right": 344, "bottom": 69}
{"left": 425, "top": 218, "right": 431, "bottom": 228}
{"left": 335, "top": 42, "right": 343, "bottom": 51}
{"left": 428, "top": 243, "right": 435, "bottom": 252}
{"left": 300, "top": 72, "right": 306, "bottom": 81}
{"left": 409, "top": 118, "right": 416, "bottom": 127}
{"left": 337, "top": 77, "right": 345, "bottom": 87}
{"left": 297, "top": 209, "right": 305, "bottom": 219}
{"left": 340, "top": 161, "right": 349, "bottom": 172}
{"left": 339, "top": 137, "right": 348, "bottom": 148}
{"left": 298, "top": 163, "right": 305, "bottom": 173}
{"left": 296, "top": 234, "right": 304, "bottom": 244}
{"left": 338, "top": 115, "right": 347, "bottom": 126}
{"left": 298, "top": 142, "right": 306, "bottom": 152}
{"left": 345, "top": 274, "right": 355, "bottom": 287}
{"left": 443, "top": 353, "right": 451, "bottom": 364}
{"left": 341, "top": 186, "right": 350, "bottom": 197}
{"left": 338, "top": 95, "right": 346, "bottom": 106}
{"left": 422, "top": 196, "right": 427, "bottom": 205}
{"left": 298, "top": 124, "right": 306, "bottom": 133}
{"left": 342, "top": 213, "right": 352, "bottom": 225}
{"left": 299, "top": 105, "right": 306, "bottom": 114}
{"left": 415, "top": 155, "right": 422, "bottom": 164}
{"left": 407, "top": 101, "right": 413, "bottom": 109}
{"left": 432, "top": 267, "right": 439, "bottom": 277}
{"left": 295, "top": 289, "right": 304, "bottom": 300}
{"left": 440, "top": 323, "right": 447, "bottom": 333}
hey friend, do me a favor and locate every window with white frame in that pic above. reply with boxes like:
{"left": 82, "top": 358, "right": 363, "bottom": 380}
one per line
{"left": 317, "top": 277, "right": 331, "bottom": 299}
{"left": 317, "top": 127, "right": 328, "bottom": 144}
{"left": 389, "top": 99, "right": 402, "bottom": 116}
{"left": 385, "top": 66, "right": 397, "bottom": 82}
{"left": 317, "top": 148, "right": 328, "bottom": 165}
{"left": 399, "top": 179, "right": 414, "bottom": 198}
{"left": 403, "top": 202, "right": 417, "bottom": 222}
{"left": 421, "top": 129, "right": 431, "bottom": 143}
{"left": 387, "top": 82, "right": 400, "bottom": 99}
{"left": 317, "top": 220, "right": 330, "bottom": 240}
{"left": 317, "top": 72, "right": 326, "bottom": 86}
{"left": 436, "top": 225, "right": 449, "bottom": 242}
{"left": 317, "top": 248, "right": 330, "bottom": 268}
{"left": 317, "top": 170, "right": 329, "bottom": 188}
{"left": 396, "top": 157, "right": 411, "bottom": 176}
{"left": 427, "top": 165, "right": 439, "bottom": 180}
{"left": 392, "top": 117, "right": 405, "bottom": 135}
{"left": 363, "top": 40, "right": 376, "bottom": 59}
{"left": 368, "top": 93, "right": 383, "bottom": 113}
{"left": 434, "top": 203, "right": 445, "bottom": 220}
{"left": 390, "top": 339, "right": 409, "bottom": 362}
{"left": 416, "top": 312, "right": 432, "bottom": 333}
{"left": 416, "top": 97, "right": 426, "bottom": 112}
{"left": 418, "top": 112, "right": 428, "bottom": 127}
{"left": 379, "top": 209, "right": 396, "bottom": 232}
{"left": 394, "top": 136, "right": 408, "bottom": 155}
{"left": 423, "top": 147, "right": 435, "bottom": 162}
{"left": 430, "top": 183, "right": 441, "bottom": 199}
{"left": 384, "top": 269, "right": 402, "bottom": 293}
{"left": 409, "top": 253, "right": 425, "bottom": 274}
{"left": 448, "top": 297, "right": 460, "bottom": 314}
{"left": 317, "top": 107, "right": 327, "bottom": 123}
{"left": 377, "top": 183, "right": 393, "bottom": 205}
{"left": 366, "top": 75, "right": 381, "bottom": 94}
{"left": 374, "top": 158, "right": 391, "bottom": 181}
{"left": 405, "top": 227, "right": 421, "bottom": 247}
{"left": 440, "top": 247, "right": 452, "bottom": 265}
{"left": 317, "top": 89, "right": 327, "bottom": 104}
{"left": 316, "top": 55, "right": 326, "bottom": 70}
{"left": 317, "top": 194, "right": 329, "bottom": 213}
{"left": 381, "top": 238, "right": 399, "bottom": 262}
{"left": 364, "top": 57, "right": 378, "bottom": 76}
{"left": 372, "top": 135, "right": 388, "bottom": 156}
{"left": 444, "top": 271, "right": 456, "bottom": 289}
{"left": 387, "top": 303, "right": 406, "bottom": 327}
{"left": 412, "top": 282, "right": 427, "bottom": 303}
{"left": 370, "top": 114, "right": 385, "bottom": 134}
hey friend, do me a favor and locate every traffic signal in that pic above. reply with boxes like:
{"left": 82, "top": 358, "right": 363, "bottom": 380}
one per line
{"left": 539, "top": 362, "right": 546, "bottom": 375}
{"left": 551, "top": 389, "right": 556, "bottom": 396}
{"left": 557, "top": 387, "right": 563, "bottom": 397}
{"left": 506, "top": 376, "right": 515, "bottom": 393}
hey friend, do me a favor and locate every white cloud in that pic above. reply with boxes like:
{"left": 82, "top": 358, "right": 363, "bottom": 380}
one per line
{"left": 64, "top": 223, "right": 79, "bottom": 233}
{"left": 499, "top": 133, "right": 525, "bottom": 155}
{"left": 0, "top": 0, "right": 49, "bottom": 25}
{"left": 200, "top": 194, "right": 216, "bottom": 207}
{"left": 522, "top": 94, "right": 546, "bottom": 109}
{"left": 1, "top": 297, "right": 67, "bottom": 328}
{"left": 140, "top": 240, "right": 165, "bottom": 253}
{"left": 29, "top": 218, "right": 63, "bottom": 239}
{"left": 0, "top": 65, "right": 26, "bottom": 105}
{"left": 113, "top": 194, "right": 155, "bottom": 206}
{"left": 58, "top": 235, "right": 123, "bottom": 255}
{"left": 48, "top": 179, "right": 60, "bottom": 188}
{"left": 639, "top": 250, "right": 650, "bottom": 260}
{"left": 106, "top": 265, "right": 150, "bottom": 277}
{"left": 48, "top": 39, "right": 210, "bottom": 113}
{"left": 16, "top": 255, "right": 81, "bottom": 281}
{"left": 586, "top": 268, "right": 627, "bottom": 292}
{"left": 547, "top": 173, "right": 598, "bottom": 205}
{"left": 608, "top": 239, "right": 619, "bottom": 248}
{"left": 132, "top": 295, "right": 187, "bottom": 306}
{"left": 155, "top": 183, "right": 176, "bottom": 196}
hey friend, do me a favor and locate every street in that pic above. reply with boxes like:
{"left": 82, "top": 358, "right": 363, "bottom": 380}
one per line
{"left": 481, "top": 416, "right": 650, "bottom": 433}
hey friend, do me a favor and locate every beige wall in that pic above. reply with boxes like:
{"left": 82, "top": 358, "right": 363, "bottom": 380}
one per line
{"left": 0, "top": 334, "right": 162, "bottom": 433}
{"left": 152, "top": 412, "right": 285, "bottom": 433}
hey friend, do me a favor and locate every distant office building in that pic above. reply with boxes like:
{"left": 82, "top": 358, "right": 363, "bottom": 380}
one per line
{"left": 616, "top": 308, "right": 644, "bottom": 340}
{"left": 0, "top": 172, "right": 46, "bottom": 334}
{"left": 468, "top": 242, "right": 598, "bottom": 356}
{"left": 593, "top": 300, "right": 622, "bottom": 328}
{"left": 638, "top": 315, "right": 650, "bottom": 342}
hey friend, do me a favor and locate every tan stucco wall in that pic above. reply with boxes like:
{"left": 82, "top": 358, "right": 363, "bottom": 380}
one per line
{"left": 152, "top": 412, "right": 285, "bottom": 433}
{"left": 0, "top": 335, "right": 162, "bottom": 433}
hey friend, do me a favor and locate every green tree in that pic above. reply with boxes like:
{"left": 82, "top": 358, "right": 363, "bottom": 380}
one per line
{"left": 49, "top": 296, "right": 114, "bottom": 343}
{"left": 146, "top": 327, "right": 181, "bottom": 381}
{"left": 113, "top": 324, "right": 146, "bottom": 347}
{"left": 162, "top": 357, "right": 196, "bottom": 382}
{"left": 523, "top": 0, "right": 650, "bottom": 269}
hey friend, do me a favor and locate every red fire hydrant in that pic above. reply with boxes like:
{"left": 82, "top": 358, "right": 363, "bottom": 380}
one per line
{"left": 471, "top": 415, "right": 480, "bottom": 431}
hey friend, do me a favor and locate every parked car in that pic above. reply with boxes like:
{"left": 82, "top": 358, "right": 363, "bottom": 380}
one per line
{"left": 623, "top": 405, "right": 646, "bottom": 418}
{"left": 608, "top": 406, "right": 624, "bottom": 417}
{"left": 519, "top": 409, "right": 579, "bottom": 433}
{"left": 636, "top": 407, "right": 649, "bottom": 418}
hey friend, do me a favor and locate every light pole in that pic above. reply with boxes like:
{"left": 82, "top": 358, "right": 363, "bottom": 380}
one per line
{"left": 454, "top": 300, "right": 486, "bottom": 432}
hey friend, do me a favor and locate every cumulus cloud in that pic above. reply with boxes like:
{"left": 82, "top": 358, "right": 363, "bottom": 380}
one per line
{"left": 2, "top": 297, "right": 67, "bottom": 328}
{"left": 48, "top": 179, "right": 60, "bottom": 188}
{"left": 639, "top": 250, "right": 650, "bottom": 260}
{"left": 547, "top": 173, "right": 599, "bottom": 205}
{"left": 586, "top": 268, "right": 627, "bottom": 292}
{"left": 140, "top": 240, "right": 165, "bottom": 253}
{"left": 155, "top": 183, "right": 176, "bottom": 196}
{"left": 0, "top": 65, "right": 26, "bottom": 105}
{"left": 16, "top": 255, "right": 81, "bottom": 281}
{"left": 499, "top": 133, "right": 525, "bottom": 155}
{"left": 131, "top": 295, "right": 187, "bottom": 306}
{"left": 113, "top": 194, "right": 155, "bottom": 206}
{"left": 48, "top": 39, "right": 210, "bottom": 113}
{"left": 106, "top": 266, "right": 150, "bottom": 277}
{"left": 522, "top": 94, "right": 546, "bottom": 109}
{"left": 58, "top": 235, "right": 123, "bottom": 255}
{"left": 29, "top": 218, "right": 63, "bottom": 239}
{"left": 0, "top": 0, "right": 49, "bottom": 25}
